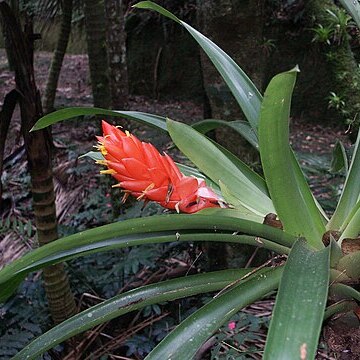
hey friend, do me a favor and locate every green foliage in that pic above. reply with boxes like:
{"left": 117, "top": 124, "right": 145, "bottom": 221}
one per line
{"left": 311, "top": 24, "right": 334, "bottom": 45}
{"left": 311, "top": 6, "right": 353, "bottom": 45}
{"left": 211, "top": 312, "right": 269, "bottom": 359}
{"left": 0, "top": 276, "right": 52, "bottom": 359}
{"left": 328, "top": 91, "right": 346, "bottom": 111}
{"left": 0, "top": 216, "right": 33, "bottom": 238}
{"left": 339, "top": 0, "right": 360, "bottom": 30}
{"left": 1, "top": 2, "right": 360, "bottom": 359}
{"left": 326, "top": 8, "right": 353, "bottom": 43}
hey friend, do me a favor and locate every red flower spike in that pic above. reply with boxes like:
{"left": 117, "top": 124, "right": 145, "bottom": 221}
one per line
{"left": 96, "top": 120, "right": 223, "bottom": 213}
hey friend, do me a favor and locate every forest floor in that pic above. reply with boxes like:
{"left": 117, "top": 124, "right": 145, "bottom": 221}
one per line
{"left": 0, "top": 49, "right": 359, "bottom": 359}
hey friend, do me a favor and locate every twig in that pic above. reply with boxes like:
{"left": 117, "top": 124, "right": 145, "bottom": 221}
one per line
{"left": 214, "top": 255, "right": 287, "bottom": 298}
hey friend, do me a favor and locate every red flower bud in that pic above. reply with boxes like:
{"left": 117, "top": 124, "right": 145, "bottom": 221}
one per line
{"left": 96, "top": 121, "right": 222, "bottom": 213}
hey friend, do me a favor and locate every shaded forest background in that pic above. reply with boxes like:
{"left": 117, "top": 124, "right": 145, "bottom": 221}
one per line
{"left": 2, "top": 0, "right": 359, "bottom": 126}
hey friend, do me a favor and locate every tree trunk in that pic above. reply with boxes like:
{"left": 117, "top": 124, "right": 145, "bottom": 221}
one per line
{"left": 0, "top": 90, "right": 19, "bottom": 212}
{"left": 0, "top": 3, "right": 76, "bottom": 324}
{"left": 197, "top": 0, "right": 267, "bottom": 269}
{"left": 196, "top": 0, "right": 266, "bottom": 160}
{"left": 305, "top": 0, "right": 360, "bottom": 139}
{"left": 84, "top": 0, "right": 111, "bottom": 108}
{"left": 42, "top": 0, "right": 73, "bottom": 114}
{"left": 104, "top": 0, "right": 129, "bottom": 110}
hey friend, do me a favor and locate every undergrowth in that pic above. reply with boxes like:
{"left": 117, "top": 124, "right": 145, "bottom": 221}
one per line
{"left": 0, "top": 143, "right": 346, "bottom": 358}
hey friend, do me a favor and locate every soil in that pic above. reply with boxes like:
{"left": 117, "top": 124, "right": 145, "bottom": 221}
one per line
{"left": 0, "top": 49, "right": 359, "bottom": 359}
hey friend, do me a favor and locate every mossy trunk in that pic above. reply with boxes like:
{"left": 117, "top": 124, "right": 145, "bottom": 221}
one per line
{"left": 42, "top": 0, "right": 73, "bottom": 114}
{"left": 0, "top": 3, "right": 76, "bottom": 324}
{"left": 84, "top": 0, "right": 111, "bottom": 108}
{"left": 305, "top": 0, "right": 360, "bottom": 137}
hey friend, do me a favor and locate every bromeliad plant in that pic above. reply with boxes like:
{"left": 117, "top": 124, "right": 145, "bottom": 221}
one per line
{"left": 1, "top": 1, "right": 360, "bottom": 359}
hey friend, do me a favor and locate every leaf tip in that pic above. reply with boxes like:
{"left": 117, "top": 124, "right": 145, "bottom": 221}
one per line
{"left": 292, "top": 65, "right": 301, "bottom": 73}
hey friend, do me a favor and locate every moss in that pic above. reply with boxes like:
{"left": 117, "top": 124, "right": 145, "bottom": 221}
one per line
{"left": 305, "top": 0, "right": 360, "bottom": 132}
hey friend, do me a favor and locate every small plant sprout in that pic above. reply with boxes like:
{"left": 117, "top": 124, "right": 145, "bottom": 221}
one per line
{"left": 328, "top": 91, "right": 346, "bottom": 110}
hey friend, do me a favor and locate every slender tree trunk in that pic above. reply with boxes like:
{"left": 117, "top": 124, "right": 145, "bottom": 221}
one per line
{"left": 0, "top": 3, "right": 76, "bottom": 324}
{"left": 104, "top": 0, "right": 128, "bottom": 110}
{"left": 84, "top": 0, "right": 111, "bottom": 108}
{"left": 42, "top": 0, "right": 73, "bottom": 114}
{"left": 0, "top": 90, "right": 19, "bottom": 211}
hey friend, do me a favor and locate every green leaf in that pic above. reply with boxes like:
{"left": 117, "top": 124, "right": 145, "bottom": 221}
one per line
{"left": 13, "top": 269, "right": 252, "bottom": 360}
{"left": 146, "top": 266, "right": 283, "bottom": 360}
{"left": 167, "top": 119, "right": 275, "bottom": 216}
{"left": 79, "top": 151, "right": 105, "bottom": 161}
{"left": 133, "top": 1, "right": 262, "bottom": 131}
{"left": 330, "top": 283, "right": 360, "bottom": 302}
{"left": 31, "top": 107, "right": 167, "bottom": 131}
{"left": 264, "top": 239, "right": 330, "bottom": 360}
{"left": 329, "top": 140, "right": 348, "bottom": 174}
{"left": 339, "top": 202, "right": 360, "bottom": 241}
{"left": 329, "top": 130, "right": 360, "bottom": 230}
{"left": 192, "top": 119, "right": 259, "bottom": 149}
{"left": 0, "top": 214, "right": 295, "bottom": 302}
{"left": 214, "top": 141, "right": 269, "bottom": 196}
{"left": 337, "top": 250, "right": 360, "bottom": 280}
{"left": 217, "top": 181, "right": 265, "bottom": 221}
{"left": 339, "top": 0, "right": 360, "bottom": 29}
{"left": 198, "top": 207, "right": 265, "bottom": 224}
{"left": 330, "top": 237, "right": 343, "bottom": 268}
{"left": 324, "top": 300, "right": 358, "bottom": 321}
{"left": 259, "top": 68, "right": 325, "bottom": 248}
{"left": 133, "top": 1, "right": 181, "bottom": 23}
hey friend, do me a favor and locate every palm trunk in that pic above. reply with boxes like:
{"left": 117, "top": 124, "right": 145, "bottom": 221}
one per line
{"left": 0, "top": 3, "right": 76, "bottom": 324}
{"left": 84, "top": 0, "right": 111, "bottom": 108}
{"left": 42, "top": 0, "right": 73, "bottom": 114}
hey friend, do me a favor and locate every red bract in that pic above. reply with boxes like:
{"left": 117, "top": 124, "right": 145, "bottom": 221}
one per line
{"left": 96, "top": 121, "right": 222, "bottom": 213}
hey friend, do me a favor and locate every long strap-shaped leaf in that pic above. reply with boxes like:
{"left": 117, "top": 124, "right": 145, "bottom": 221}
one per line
{"left": 339, "top": 202, "right": 360, "bottom": 242}
{"left": 328, "top": 129, "right": 360, "bottom": 230}
{"left": 145, "top": 266, "right": 283, "bottom": 360}
{"left": 133, "top": 1, "right": 262, "bottom": 132}
{"left": 259, "top": 68, "right": 325, "bottom": 249}
{"left": 134, "top": 1, "right": 327, "bottom": 224}
{"left": 330, "top": 283, "right": 360, "bottom": 302}
{"left": 0, "top": 214, "right": 296, "bottom": 302}
{"left": 0, "top": 232, "right": 289, "bottom": 304}
{"left": 31, "top": 107, "right": 168, "bottom": 131}
{"left": 192, "top": 119, "right": 259, "bottom": 150}
{"left": 264, "top": 239, "right": 330, "bottom": 360}
{"left": 12, "top": 269, "right": 254, "bottom": 360}
{"left": 167, "top": 119, "right": 275, "bottom": 216}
